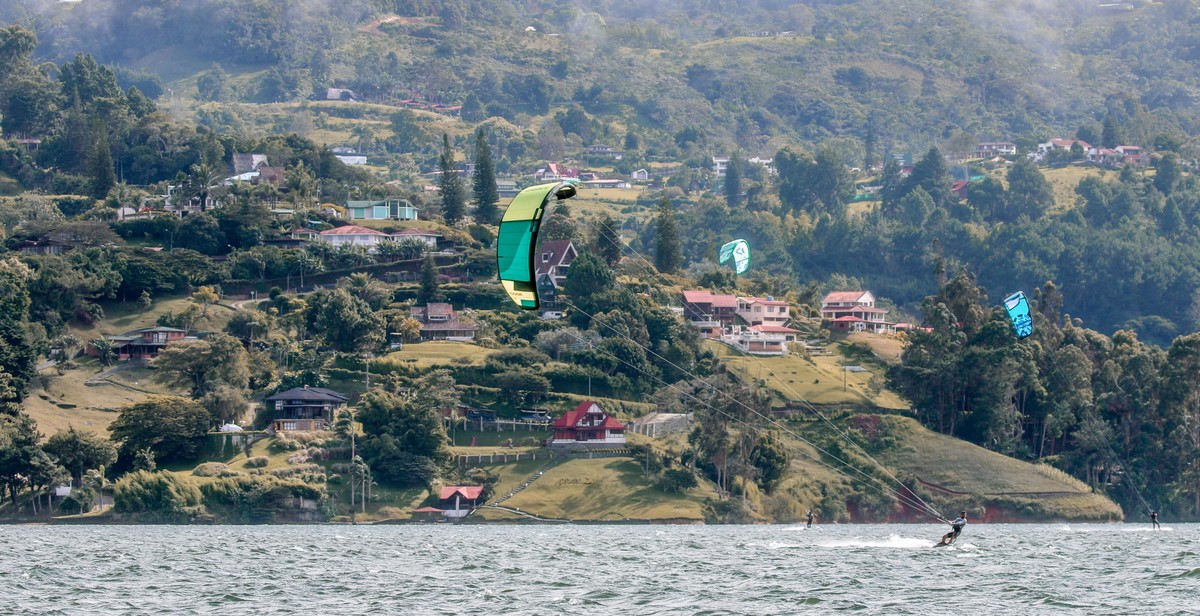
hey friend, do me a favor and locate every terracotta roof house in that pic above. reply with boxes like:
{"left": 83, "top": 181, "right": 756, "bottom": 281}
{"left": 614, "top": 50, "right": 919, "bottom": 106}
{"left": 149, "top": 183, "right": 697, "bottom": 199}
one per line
{"left": 821, "top": 291, "right": 892, "bottom": 333}
{"left": 317, "top": 225, "right": 392, "bottom": 249}
{"left": 86, "top": 327, "right": 189, "bottom": 361}
{"left": 681, "top": 290, "right": 739, "bottom": 337}
{"left": 411, "top": 303, "right": 476, "bottom": 341}
{"left": 548, "top": 401, "right": 626, "bottom": 449}
{"left": 264, "top": 386, "right": 349, "bottom": 432}
{"left": 440, "top": 485, "right": 485, "bottom": 518}
{"left": 749, "top": 324, "right": 802, "bottom": 342}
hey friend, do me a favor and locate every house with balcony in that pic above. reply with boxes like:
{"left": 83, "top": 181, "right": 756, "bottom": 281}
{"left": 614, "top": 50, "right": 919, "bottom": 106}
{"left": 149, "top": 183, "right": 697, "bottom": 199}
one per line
{"left": 411, "top": 303, "right": 476, "bottom": 341}
{"left": 681, "top": 290, "right": 738, "bottom": 338}
{"left": 736, "top": 296, "right": 791, "bottom": 328}
{"left": 974, "top": 142, "right": 1017, "bottom": 158}
{"left": 548, "top": 401, "right": 626, "bottom": 449}
{"left": 821, "top": 291, "right": 892, "bottom": 333}
{"left": 264, "top": 386, "right": 349, "bottom": 432}
{"left": 86, "top": 327, "right": 189, "bottom": 361}
{"left": 317, "top": 225, "right": 393, "bottom": 249}
{"left": 346, "top": 199, "right": 419, "bottom": 221}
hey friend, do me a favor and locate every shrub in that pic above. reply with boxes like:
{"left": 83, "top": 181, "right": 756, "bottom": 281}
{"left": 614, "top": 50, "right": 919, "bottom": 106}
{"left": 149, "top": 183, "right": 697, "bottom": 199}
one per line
{"left": 192, "top": 462, "right": 229, "bottom": 477}
{"left": 113, "top": 470, "right": 203, "bottom": 518}
{"left": 245, "top": 456, "right": 270, "bottom": 468}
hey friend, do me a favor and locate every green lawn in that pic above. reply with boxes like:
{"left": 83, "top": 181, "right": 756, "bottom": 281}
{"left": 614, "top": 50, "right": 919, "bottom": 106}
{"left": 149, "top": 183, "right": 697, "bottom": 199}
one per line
{"left": 25, "top": 358, "right": 177, "bottom": 435}
{"left": 706, "top": 339, "right": 909, "bottom": 409}
{"left": 471, "top": 456, "right": 718, "bottom": 522}
{"left": 376, "top": 341, "right": 495, "bottom": 369}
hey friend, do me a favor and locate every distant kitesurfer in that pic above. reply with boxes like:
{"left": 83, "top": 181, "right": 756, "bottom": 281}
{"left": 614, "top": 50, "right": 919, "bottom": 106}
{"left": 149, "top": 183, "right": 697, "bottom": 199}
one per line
{"left": 1151, "top": 510, "right": 1160, "bottom": 530}
{"left": 938, "top": 512, "right": 967, "bottom": 546}
{"left": 806, "top": 510, "right": 816, "bottom": 528}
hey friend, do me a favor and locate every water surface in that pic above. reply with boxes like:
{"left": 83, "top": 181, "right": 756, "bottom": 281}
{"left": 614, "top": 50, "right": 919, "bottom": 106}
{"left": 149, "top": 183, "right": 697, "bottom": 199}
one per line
{"left": 2, "top": 523, "right": 1195, "bottom": 614}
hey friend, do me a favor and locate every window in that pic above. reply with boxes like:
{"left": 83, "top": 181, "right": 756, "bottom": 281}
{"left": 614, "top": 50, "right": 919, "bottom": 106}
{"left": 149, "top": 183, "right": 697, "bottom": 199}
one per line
{"left": 542, "top": 253, "right": 551, "bottom": 262}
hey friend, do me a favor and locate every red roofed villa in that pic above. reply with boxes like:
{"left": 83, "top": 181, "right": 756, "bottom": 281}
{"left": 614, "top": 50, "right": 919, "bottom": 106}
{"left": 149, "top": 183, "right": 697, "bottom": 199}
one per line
{"left": 549, "top": 401, "right": 626, "bottom": 449}
{"left": 681, "top": 290, "right": 739, "bottom": 337}
{"left": 821, "top": 291, "right": 893, "bottom": 333}
{"left": 439, "top": 485, "right": 486, "bottom": 518}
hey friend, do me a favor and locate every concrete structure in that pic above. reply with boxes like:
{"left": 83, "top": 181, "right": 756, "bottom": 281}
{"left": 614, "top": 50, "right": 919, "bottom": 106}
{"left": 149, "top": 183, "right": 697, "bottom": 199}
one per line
{"left": 264, "top": 386, "right": 348, "bottom": 432}
{"left": 346, "top": 199, "right": 419, "bottom": 221}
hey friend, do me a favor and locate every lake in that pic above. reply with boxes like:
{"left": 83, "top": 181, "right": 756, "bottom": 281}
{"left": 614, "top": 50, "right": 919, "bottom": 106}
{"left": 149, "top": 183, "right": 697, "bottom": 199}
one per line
{"left": 1, "top": 523, "right": 1195, "bottom": 614}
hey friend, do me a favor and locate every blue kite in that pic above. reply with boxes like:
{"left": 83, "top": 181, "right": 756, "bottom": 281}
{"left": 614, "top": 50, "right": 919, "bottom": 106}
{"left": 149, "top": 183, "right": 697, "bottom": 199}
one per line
{"left": 1003, "top": 291, "right": 1033, "bottom": 339}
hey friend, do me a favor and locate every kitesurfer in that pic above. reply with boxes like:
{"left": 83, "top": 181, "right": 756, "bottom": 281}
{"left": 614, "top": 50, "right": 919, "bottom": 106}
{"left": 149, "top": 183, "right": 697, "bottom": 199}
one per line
{"left": 805, "top": 509, "right": 816, "bottom": 528}
{"left": 1150, "top": 510, "right": 1160, "bottom": 530}
{"left": 939, "top": 512, "right": 967, "bottom": 545}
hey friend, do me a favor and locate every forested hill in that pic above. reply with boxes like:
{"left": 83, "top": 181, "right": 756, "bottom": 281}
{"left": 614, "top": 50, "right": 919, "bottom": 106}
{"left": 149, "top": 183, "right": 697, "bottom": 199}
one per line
{"left": 7, "top": 0, "right": 1200, "bottom": 151}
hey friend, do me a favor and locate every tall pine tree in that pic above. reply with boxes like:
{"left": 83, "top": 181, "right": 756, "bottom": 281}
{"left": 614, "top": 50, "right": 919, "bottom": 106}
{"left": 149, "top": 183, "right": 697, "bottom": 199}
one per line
{"left": 472, "top": 129, "right": 499, "bottom": 225}
{"left": 591, "top": 212, "right": 623, "bottom": 267}
{"left": 439, "top": 133, "right": 466, "bottom": 224}
{"left": 654, "top": 196, "right": 682, "bottom": 274}
{"left": 88, "top": 122, "right": 115, "bottom": 199}
{"left": 418, "top": 253, "right": 439, "bottom": 305}
{"left": 724, "top": 151, "right": 744, "bottom": 208}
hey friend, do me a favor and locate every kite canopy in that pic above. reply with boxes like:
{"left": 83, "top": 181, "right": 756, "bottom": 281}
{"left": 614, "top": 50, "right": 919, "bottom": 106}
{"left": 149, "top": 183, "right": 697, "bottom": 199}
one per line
{"left": 496, "top": 181, "right": 578, "bottom": 310}
{"left": 719, "top": 239, "right": 751, "bottom": 275}
{"left": 1003, "top": 291, "right": 1033, "bottom": 339}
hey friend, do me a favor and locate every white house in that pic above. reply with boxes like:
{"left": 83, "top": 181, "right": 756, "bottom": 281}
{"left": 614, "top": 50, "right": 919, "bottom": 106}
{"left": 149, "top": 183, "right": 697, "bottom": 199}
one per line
{"left": 736, "top": 296, "right": 791, "bottom": 328}
{"left": 821, "top": 291, "right": 891, "bottom": 333}
{"left": 317, "top": 225, "right": 392, "bottom": 249}
{"left": 392, "top": 228, "right": 442, "bottom": 249}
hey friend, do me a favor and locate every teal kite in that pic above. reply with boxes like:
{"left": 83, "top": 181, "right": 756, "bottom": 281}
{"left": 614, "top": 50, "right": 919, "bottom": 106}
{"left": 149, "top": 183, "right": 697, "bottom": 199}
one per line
{"left": 1003, "top": 291, "right": 1033, "bottom": 339}
{"left": 719, "top": 239, "right": 751, "bottom": 275}
{"left": 496, "top": 181, "right": 578, "bottom": 309}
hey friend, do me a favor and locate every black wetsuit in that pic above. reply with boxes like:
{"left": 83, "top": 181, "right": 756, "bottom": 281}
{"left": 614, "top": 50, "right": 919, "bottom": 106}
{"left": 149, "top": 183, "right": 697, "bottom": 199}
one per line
{"left": 1151, "top": 512, "right": 1160, "bottom": 530}
{"left": 806, "top": 512, "right": 814, "bottom": 528}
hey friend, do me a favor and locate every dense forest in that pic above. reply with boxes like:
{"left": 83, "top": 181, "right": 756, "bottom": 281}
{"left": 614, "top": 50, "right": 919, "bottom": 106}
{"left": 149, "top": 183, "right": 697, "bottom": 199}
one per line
{"left": 1, "top": 1, "right": 1200, "bottom": 521}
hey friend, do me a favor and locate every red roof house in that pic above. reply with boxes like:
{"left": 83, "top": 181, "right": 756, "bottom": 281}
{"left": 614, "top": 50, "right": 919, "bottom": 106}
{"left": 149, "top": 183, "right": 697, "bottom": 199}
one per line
{"left": 439, "top": 486, "right": 485, "bottom": 518}
{"left": 549, "top": 401, "right": 626, "bottom": 449}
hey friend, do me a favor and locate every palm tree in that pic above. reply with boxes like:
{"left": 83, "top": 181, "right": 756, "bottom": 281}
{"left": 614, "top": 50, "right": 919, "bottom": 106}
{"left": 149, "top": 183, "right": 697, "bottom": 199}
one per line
{"left": 90, "top": 338, "right": 117, "bottom": 366}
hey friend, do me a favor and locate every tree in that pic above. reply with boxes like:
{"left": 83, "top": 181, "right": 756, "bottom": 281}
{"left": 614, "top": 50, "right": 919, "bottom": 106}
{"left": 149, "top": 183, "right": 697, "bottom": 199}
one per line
{"left": 902, "top": 146, "right": 955, "bottom": 211}
{"left": 150, "top": 334, "right": 250, "bottom": 397}
{"left": 654, "top": 196, "right": 682, "bottom": 274}
{"left": 109, "top": 396, "right": 210, "bottom": 468}
{"left": 724, "top": 151, "right": 744, "bottom": 208}
{"left": 305, "top": 288, "right": 384, "bottom": 353}
{"left": 225, "top": 309, "right": 272, "bottom": 342}
{"left": 591, "top": 212, "right": 624, "bottom": 267}
{"left": 472, "top": 129, "right": 499, "bottom": 225}
{"left": 1154, "top": 153, "right": 1182, "bottom": 196}
{"left": 91, "top": 337, "right": 117, "bottom": 367}
{"left": 200, "top": 386, "right": 249, "bottom": 427}
{"left": 0, "top": 259, "right": 40, "bottom": 403}
{"left": 418, "top": 253, "right": 440, "bottom": 306}
{"left": 196, "top": 63, "right": 229, "bottom": 102}
{"left": 1005, "top": 158, "right": 1054, "bottom": 221}
{"left": 43, "top": 427, "right": 117, "bottom": 487}
{"left": 1102, "top": 114, "right": 1124, "bottom": 148}
{"left": 439, "top": 134, "right": 466, "bottom": 224}
{"left": 563, "top": 251, "right": 615, "bottom": 302}
{"left": 88, "top": 124, "right": 116, "bottom": 199}
{"left": 190, "top": 285, "right": 219, "bottom": 316}
{"left": 0, "top": 412, "right": 42, "bottom": 508}
{"left": 137, "top": 290, "right": 153, "bottom": 314}
{"left": 357, "top": 388, "right": 450, "bottom": 487}
{"left": 338, "top": 272, "right": 390, "bottom": 310}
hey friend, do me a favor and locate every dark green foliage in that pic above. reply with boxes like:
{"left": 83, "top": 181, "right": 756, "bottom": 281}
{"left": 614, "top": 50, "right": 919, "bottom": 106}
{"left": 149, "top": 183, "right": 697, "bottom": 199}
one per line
{"left": 1004, "top": 158, "right": 1053, "bottom": 221}
{"left": 200, "top": 474, "right": 321, "bottom": 523}
{"left": 439, "top": 133, "right": 466, "bottom": 224}
{"left": 112, "top": 470, "right": 202, "bottom": 518}
{"left": 109, "top": 397, "right": 211, "bottom": 470}
{"left": 724, "top": 151, "right": 743, "bottom": 208}
{"left": 357, "top": 388, "right": 450, "bottom": 488}
{"left": 654, "top": 196, "right": 682, "bottom": 274}
{"left": 471, "top": 129, "right": 499, "bottom": 225}
{"left": 305, "top": 288, "right": 384, "bottom": 353}
{"left": 43, "top": 427, "right": 117, "bottom": 487}
{"left": 591, "top": 212, "right": 624, "bottom": 267}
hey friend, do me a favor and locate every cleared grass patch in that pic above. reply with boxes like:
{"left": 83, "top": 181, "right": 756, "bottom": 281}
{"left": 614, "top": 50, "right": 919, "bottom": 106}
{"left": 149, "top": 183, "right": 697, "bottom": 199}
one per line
{"left": 845, "top": 332, "right": 905, "bottom": 365}
{"left": 24, "top": 359, "right": 174, "bottom": 434}
{"left": 377, "top": 341, "right": 494, "bottom": 369}
{"left": 706, "top": 339, "right": 908, "bottom": 409}
{"left": 1041, "top": 166, "right": 1113, "bottom": 213}
{"left": 492, "top": 457, "right": 717, "bottom": 521}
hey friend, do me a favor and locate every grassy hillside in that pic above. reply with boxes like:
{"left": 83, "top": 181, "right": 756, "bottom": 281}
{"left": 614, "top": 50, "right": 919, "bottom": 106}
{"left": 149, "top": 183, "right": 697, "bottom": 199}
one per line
{"left": 471, "top": 456, "right": 719, "bottom": 522}
{"left": 705, "top": 338, "right": 909, "bottom": 410}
